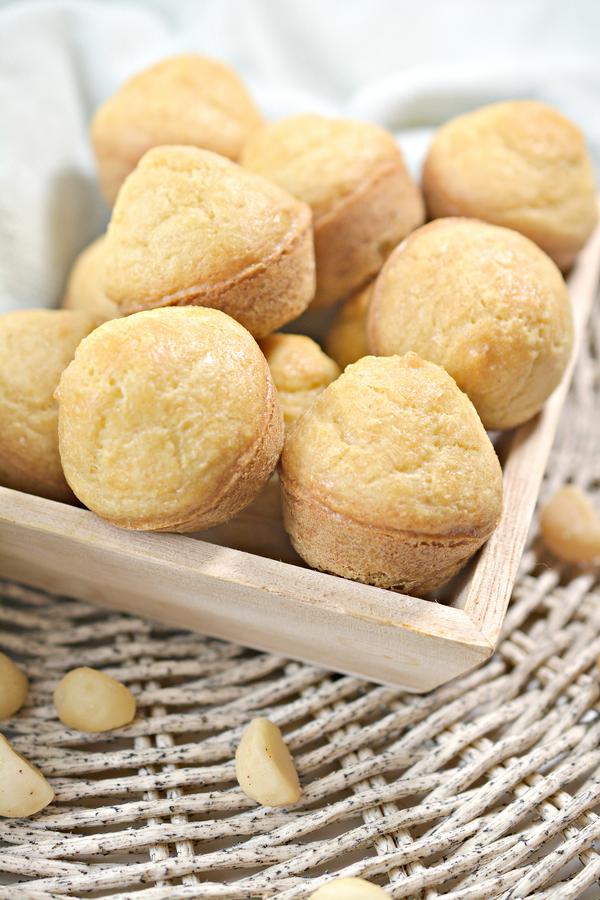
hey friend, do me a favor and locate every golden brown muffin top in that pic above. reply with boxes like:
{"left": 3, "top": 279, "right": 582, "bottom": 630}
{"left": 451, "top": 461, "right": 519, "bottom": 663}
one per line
{"left": 259, "top": 333, "right": 340, "bottom": 429}
{"left": 325, "top": 282, "right": 372, "bottom": 370}
{"left": 62, "top": 236, "right": 119, "bottom": 323}
{"left": 0, "top": 309, "right": 97, "bottom": 499}
{"left": 423, "top": 100, "right": 597, "bottom": 257}
{"left": 0, "top": 309, "right": 95, "bottom": 410}
{"left": 57, "top": 307, "right": 279, "bottom": 527}
{"left": 368, "top": 217, "right": 573, "bottom": 429}
{"left": 241, "top": 114, "right": 406, "bottom": 221}
{"left": 282, "top": 353, "right": 502, "bottom": 536}
{"left": 103, "top": 145, "right": 312, "bottom": 313}
{"left": 92, "top": 54, "right": 264, "bottom": 203}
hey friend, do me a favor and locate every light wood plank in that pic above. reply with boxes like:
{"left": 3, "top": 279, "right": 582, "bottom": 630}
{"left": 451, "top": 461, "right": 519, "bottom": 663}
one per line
{"left": 0, "top": 487, "right": 488, "bottom": 691}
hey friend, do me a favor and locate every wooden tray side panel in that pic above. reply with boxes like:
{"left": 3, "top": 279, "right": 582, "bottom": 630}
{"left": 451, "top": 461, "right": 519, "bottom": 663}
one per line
{"left": 0, "top": 489, "right": 489, "bottom": 691}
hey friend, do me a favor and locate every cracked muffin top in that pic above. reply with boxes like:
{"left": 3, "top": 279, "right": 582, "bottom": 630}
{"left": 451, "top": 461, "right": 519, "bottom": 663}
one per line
{"left": 56, "top": 307, "right": 284, "bottom": 531}
{"left": 103, "top": 146, "right": 315, "bottom": 336}
{"left": 241, "top": 114, "right": 411, "bottom": 222}
{"left": 281, "top": 352, "right": 502, "bottom": 538}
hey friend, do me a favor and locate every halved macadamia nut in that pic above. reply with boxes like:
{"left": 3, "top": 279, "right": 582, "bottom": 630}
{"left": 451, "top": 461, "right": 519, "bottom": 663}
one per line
{"left": 0, "top": 734, "right": 54, "bottom": 818}
{"left": 235, "top": 717, "right": 301, "bottom": 807}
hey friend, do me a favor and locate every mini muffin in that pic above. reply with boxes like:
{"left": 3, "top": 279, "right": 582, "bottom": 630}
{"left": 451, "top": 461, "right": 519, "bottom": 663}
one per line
{"left": 103, "top": 146, "right": 315, "bottom": 338}
{"left": 0, "top": 310, "right": 96, "bottom": 501}
{"left": 368, "top": 218, "right": 573, "bottom": 430}
{"left": 241, "top": 114, "right": 424, "bottom": 307}
{"left": 92, "top": 54, "right": 264, "bottom": 204}
{"left": 422, "top": 100, "right": 598, "bottom": 271}
{"left": 62, "top": 236, "right": 119, "bottom": 322}
{"left": 325, "top": 282, "right": 372, "bottom": 370}
{"left": 259, "top": 334, "right": 340, "bottom": 430}
{"left": 280, "top": 354, "right": 503, "bottom": 594}
{"left": 57, "top": 308, "right": 284, "bottom": 532}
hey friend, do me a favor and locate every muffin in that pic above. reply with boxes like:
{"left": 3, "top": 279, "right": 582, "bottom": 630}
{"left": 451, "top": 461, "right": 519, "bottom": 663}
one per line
{"left": 368, "top": 218, "right": 573, "bottom": 430}
{"left": 92, "top": 54, "right": 264, "bottom": 204}
{"left": 57, "top": 307, "right": 284, "bottom": 532}
{"left": 62, "top": 236, "right": 119, "bottom": 323}
{"left": 103, "top": 146, "right": 315, "bottom": 338}
{"left": 0, "top": 309, "right": 96, "bottom": 501}
{"left": 259, "top": 333, "right": 340, "bottom": 430}
{"left": 241, "top": 114, "right": 424, "bottom": 307}
{"left": 325, "top": 282, "right": 372, "bottom": 370}
{"left": 280, "top": 354, "right": 503, "bottom": 594}
{"left": 422, "top": 100, "right": 598, "bottom": 271}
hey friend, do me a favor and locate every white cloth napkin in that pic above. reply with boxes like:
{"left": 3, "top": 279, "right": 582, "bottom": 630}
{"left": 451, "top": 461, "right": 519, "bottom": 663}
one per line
{"left": 1, "top": 0, "right": 599, "bottom": 313}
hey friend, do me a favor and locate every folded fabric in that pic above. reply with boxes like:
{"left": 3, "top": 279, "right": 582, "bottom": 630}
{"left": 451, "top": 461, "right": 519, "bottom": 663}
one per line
{"left": 1, "top": 0, "right": 598, "bottom": 313}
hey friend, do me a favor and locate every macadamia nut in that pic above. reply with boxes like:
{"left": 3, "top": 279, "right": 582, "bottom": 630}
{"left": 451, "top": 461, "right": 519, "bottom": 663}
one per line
{"left": 54, "top": 667, "right": 136, "bottom": 733}
{"left": 309, "top": 876, "right": 388, "bottom": 898}
{"left": 0, "top": 652, "right": 28, "bottom": 720}
{"left": 540, "top": 486, "right": 600, "bottom": 564}
{"left": 235, "top": 717, "right": 301, "bottom": 807}
{"left": 0, "top": 734, "right": 54, "bottom": 817}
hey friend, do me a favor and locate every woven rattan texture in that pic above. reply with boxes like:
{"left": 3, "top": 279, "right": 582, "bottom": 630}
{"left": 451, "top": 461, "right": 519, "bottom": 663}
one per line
{"left": 1, "top": 302, "right": 600, "bottom": 898}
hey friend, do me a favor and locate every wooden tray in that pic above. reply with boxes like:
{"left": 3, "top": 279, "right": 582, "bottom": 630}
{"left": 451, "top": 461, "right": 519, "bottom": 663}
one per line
{"left": 1, "top": 218, "right": 599, "bottom": 692}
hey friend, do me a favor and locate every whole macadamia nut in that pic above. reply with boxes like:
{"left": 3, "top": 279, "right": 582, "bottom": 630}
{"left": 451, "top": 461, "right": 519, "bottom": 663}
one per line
{"left": 309, "top": 877, "right": 388, "bottom": 899}
{"left": 53, "top": 667, "right": 136, "bottom": 733}
{"left": 540, "top": 486, "right": 600, "bottom": 564}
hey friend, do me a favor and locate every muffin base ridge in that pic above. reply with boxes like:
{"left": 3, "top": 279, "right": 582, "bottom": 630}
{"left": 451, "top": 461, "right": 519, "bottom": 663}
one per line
{"left": 116, "top": 209, "right": 315, "bottom": 338}
{"left": 281, "top": 478, "right": 499, "bottom": 595}
{"left": 312, "top": 158, "right": 424, "bottom": 308}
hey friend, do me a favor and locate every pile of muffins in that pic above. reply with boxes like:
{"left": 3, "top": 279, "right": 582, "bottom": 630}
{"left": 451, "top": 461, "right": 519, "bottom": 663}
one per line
{"left": 1, "top": 54, "right": 597, "bottom": 595}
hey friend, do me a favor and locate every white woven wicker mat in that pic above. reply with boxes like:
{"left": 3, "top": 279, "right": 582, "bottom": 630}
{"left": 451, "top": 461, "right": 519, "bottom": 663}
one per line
{"left": 1, "top": 298, "right": 600, "bottom": 899}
